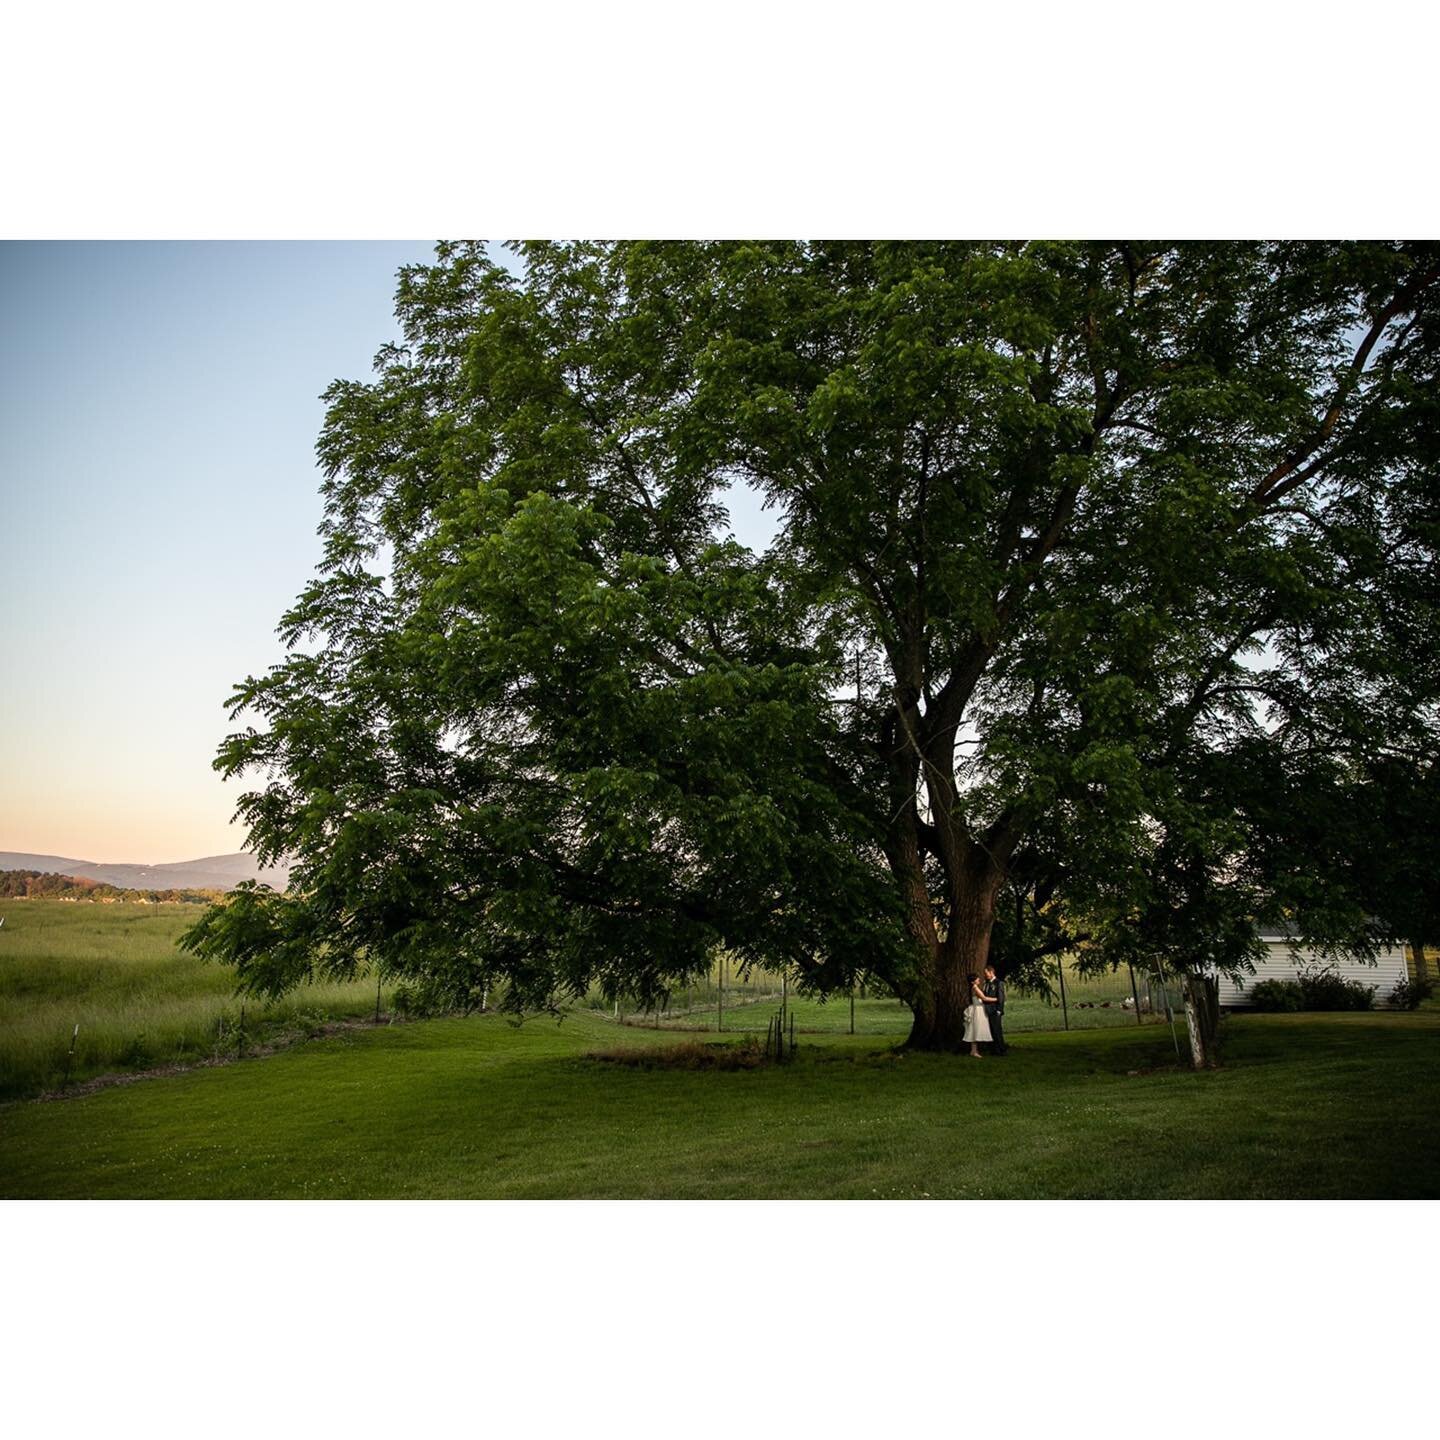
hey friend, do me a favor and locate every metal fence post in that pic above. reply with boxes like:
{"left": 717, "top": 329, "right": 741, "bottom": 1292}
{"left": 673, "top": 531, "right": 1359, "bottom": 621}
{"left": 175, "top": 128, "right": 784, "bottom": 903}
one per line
{"left": 1155, "top": 965, "right": 1181, "bottom": 1059}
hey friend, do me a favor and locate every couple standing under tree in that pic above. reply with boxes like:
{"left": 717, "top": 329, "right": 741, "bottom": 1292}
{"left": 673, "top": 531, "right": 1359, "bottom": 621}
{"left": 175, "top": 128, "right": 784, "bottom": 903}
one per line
{"left": 962, "top": 963, "right": 1007, "bottom": 1058}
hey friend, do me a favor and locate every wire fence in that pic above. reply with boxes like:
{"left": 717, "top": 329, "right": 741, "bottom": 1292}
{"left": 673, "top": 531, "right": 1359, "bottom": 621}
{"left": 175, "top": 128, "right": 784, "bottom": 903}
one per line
{"left": 1020, "top": 958, "right": 1183, "bottom": 1034}
{"left": 585, "top": 956, "right": 1186, "bottom": 1039}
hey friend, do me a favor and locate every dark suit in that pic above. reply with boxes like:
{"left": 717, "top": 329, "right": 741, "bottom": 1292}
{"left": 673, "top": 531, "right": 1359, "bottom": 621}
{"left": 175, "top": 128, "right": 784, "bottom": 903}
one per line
{"left": 983, "top": 975, "right": 1007, "bottom": 1053}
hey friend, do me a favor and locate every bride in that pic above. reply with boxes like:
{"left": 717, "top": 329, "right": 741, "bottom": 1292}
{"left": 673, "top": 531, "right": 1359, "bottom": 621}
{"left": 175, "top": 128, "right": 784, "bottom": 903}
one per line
{"left": 963, "top": 974, "right": 992, "bottom": 1058}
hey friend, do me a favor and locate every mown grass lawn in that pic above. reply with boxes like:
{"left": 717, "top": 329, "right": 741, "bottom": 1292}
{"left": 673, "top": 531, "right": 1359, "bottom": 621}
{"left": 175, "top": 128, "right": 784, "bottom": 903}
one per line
{"left": 2, "top": 1006, "right": 1437, "bottom": 1198}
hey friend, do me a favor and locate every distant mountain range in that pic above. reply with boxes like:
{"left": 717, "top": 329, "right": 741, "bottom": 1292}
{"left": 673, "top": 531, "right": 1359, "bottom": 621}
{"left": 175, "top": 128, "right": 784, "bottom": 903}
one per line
{"left": 0, "top": 851, "right": 290, "bottom": 893}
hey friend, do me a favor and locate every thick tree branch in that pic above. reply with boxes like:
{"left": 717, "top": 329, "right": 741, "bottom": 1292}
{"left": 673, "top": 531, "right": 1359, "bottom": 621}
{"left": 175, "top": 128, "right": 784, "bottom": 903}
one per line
{"left": 1250, "top": 261, "right": 1440, "bottom": 508}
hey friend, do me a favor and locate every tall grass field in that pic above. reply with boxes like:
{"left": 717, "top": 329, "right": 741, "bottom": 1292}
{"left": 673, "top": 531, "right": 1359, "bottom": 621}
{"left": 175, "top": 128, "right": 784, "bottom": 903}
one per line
{"left": 0, "top": 900, "right": 391, "bottom": 1099}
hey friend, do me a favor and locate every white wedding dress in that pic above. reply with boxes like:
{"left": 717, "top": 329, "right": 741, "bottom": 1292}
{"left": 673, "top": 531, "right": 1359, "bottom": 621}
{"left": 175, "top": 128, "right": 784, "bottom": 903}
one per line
{"left": 962, "top": 997, "right": 992, "bottom": 1044}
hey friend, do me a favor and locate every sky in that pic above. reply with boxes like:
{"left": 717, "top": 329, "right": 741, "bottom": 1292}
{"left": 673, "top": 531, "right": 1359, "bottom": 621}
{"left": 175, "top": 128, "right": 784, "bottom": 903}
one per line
{"left": 0, "top": 242, "right": 779, "bottom": 864}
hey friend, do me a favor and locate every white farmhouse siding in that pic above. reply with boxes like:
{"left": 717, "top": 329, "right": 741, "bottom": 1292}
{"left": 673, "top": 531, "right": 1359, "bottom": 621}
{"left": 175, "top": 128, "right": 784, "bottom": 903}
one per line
{"left": 1217, "top": 931, "right": 1410, "bottom": 1008}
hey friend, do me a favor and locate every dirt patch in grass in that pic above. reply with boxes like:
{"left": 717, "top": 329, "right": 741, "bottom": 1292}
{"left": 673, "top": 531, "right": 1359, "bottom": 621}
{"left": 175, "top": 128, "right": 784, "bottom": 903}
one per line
{"left": 586, "top": 1037, "right": 770, "bottom": 1071}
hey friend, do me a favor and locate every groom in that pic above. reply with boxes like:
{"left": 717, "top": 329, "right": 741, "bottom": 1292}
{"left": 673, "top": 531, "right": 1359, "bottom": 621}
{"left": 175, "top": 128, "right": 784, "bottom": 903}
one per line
{"left": 981, "top": 963, "right": 1007, "bottom": 1054}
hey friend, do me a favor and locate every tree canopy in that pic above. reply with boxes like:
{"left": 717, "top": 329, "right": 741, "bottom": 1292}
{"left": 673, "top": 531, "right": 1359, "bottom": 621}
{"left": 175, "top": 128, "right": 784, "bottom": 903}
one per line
{"left": 182, "top": 241, "right": 1440, "bottom": 1050}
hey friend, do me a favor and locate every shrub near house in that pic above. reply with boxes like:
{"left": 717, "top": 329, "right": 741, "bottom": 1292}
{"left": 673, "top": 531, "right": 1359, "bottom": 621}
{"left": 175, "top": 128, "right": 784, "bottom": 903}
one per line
{"left": 1389, "top": 976, "right": 1435, "bottom": 1010}
{"left": 1248, "top": 979, "right": 1305, "bottom": 1012}
{"left": 1248, "top": 971, "right": 1377, "bottom": 1012}
{"left": 1299, "top": 970, "right": 1376, "bottom": 1011}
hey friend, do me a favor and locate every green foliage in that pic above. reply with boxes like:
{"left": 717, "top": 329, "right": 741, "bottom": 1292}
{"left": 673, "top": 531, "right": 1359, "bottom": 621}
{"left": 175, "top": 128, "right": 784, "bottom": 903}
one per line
{"left": 177, "top": 881, "right": 356, "bottom": 1001}
{"left": 391, "top": 975, "right": 486, "bottom": 1019}
{"left": 1388, "top": 976, "right": 1434, "bottom": 1010}
{"left": 1248, "top": 971, "right": 1383, "bottom": 1012}
{"left": 1298, "top": 969, "right": 1376, "bottom": 1012}
{"left": 184, "top": 241, "right": 1440, "bottom": 1039}
{"left": 1248, "top": 979, "right": 1305, "bottom": 1012}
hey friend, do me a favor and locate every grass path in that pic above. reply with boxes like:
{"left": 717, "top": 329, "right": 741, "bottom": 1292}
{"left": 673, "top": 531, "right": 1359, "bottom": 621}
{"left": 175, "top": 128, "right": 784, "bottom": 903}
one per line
{"left": 2, "top": 1008, "right": 1437, "bottom": 1198}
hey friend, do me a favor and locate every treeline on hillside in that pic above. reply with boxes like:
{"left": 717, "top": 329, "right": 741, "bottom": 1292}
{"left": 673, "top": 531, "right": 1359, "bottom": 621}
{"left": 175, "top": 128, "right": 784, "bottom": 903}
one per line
{"left": 0, "top": 870, "right": 226, "bottom": 904}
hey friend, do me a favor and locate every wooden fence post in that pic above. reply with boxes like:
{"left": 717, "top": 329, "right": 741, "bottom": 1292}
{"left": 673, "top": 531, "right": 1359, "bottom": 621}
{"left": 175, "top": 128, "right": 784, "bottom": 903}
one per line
{"left": 1182, "top": 973, "right": 1221, "bottom": 1069}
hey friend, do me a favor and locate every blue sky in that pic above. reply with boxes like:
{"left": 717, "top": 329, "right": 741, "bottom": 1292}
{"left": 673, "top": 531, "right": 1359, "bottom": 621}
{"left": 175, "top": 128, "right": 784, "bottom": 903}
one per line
{"left": 2, "top": 242, "right": 439, "bottom": 858}
{"left": 0, "top": 242, "right": 776, "bottom": 862}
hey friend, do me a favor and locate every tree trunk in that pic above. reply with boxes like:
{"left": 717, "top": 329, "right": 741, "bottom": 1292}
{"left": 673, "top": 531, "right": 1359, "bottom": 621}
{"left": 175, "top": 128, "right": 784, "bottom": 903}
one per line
{"left": 905, "top": 873, "right": 1001, "bottom": 1051}
{"left": 1182, "top": 973, "right": 1221, "bottom": 1069}
{"left": 1411, "top": 936, "right": 1430, "bottom": 983}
